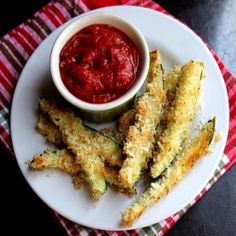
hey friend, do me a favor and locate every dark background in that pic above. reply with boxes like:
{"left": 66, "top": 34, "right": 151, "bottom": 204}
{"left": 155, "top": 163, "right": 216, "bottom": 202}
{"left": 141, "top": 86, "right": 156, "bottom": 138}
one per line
{"left": 1, "top": 0, "right": 236, "bottom": 235}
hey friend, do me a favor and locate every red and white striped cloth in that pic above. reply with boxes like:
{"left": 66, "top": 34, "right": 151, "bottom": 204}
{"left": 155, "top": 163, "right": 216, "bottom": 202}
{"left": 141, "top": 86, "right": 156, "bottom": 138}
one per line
{"left": 0, "top": 0, "right": 235, "bottom": 235}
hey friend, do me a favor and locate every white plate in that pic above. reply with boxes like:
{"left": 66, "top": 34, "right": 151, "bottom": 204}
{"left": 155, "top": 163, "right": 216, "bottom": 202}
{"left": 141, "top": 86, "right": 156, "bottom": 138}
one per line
{"left": 11, "top": 6, "right": 229, "bottom": 230}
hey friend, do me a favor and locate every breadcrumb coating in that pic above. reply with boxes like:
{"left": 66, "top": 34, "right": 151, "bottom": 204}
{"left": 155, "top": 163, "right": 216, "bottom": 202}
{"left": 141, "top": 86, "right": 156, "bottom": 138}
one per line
{"left": 38, "top": 99, "right": 107, "bottom": 200}
{"left": 151, "top": 60, "right": 204, "bottom": 178}
{"left": 122, "top": 118, "right": 215, "bottom": 226}
{"left": 119, "top": 50, "right": 166, "bottom": 189}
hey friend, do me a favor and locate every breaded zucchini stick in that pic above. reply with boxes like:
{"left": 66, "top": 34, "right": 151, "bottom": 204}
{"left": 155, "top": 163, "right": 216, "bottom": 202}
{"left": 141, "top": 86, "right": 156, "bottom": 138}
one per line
{"left": 151, "top": 60, "right": 204, "bottom": 178}
{"left": 118, "top": 109, "right": 136, "bottom": 136}
{"left": 30, "top": 149, "right": 81, "bottom": 174}
{"left": 37, "top": 114, "right": 63, "bottom": 145}
{"left": 30, "top": 148, "right": 134, "bottom": 195}
{"left": 30, "top": 149, "right": 84, "bottom": 189}
{"left": 37, "top": 111, "right": 123, "bottom": 167}
{"left": 104, "top": 167, "right": 136, "bottom": 196}
{"left": 119, "top": 50, "right": 166, "bottom": 189}
{"left": 101, "top": 109, "right": 136, "bottom": 145}
{"left": 115, "top": 109, "right": 136, "bottom": 144}
{"left": 38, "top": 99, "right": 106, "bottom": 199}
{"left": 122, "top": 118, "right": 216, "bottom": 226}
{"left": 165, "top": 65, "right": 182, "bottom": 104}
{"left": 116, "top": 65, "right": 182, "bottom": 142}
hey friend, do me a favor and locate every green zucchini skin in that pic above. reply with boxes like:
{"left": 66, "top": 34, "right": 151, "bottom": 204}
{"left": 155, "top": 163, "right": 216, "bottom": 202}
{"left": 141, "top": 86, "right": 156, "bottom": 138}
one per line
{"left": 151, "top": 60, "right": 204, "bottom": 178}
{"left": 39, "top": 99, "right": 107, "bottom": 200}
{"left": 31, "top": 147, "right": 136, "bottom": 195}
{"left": 37, "top": 110, "right": 123, "bottom": 167}
{"left": 122, "top": 118, "right": 215, "bottom": 226}
{"left": 119, "top": 50, "right": 166, "bottom": 189}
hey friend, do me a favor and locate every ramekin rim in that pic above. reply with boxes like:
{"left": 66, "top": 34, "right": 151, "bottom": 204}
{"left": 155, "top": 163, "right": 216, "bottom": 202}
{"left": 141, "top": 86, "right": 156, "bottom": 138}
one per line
{"left": 50, "top": 12, "right": 149, "bottom": 111}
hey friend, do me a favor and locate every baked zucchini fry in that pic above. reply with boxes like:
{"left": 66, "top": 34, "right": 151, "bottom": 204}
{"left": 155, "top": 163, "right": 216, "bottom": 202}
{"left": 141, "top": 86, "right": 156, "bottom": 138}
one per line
{"left": 165, "top": 65, "right": 182, "bottom": 104}
{"left": 101, "top": 109, "right": 136, "bottom": 145}
{"left": 118, "top": 109, "right": 136, "bottom": 135}
{"left": 151, "top": 60, "right": 204, "bottom": 178}
{"left": 104, "top": 166, "right": 136, "bottom": 196}
{"left": 37, "top": 111, "right": 123, "bottom": 167}
{"left": 115, "top": 109, "right": 136, "bottom": 144}
{"left": 30, "top": 148, "right": 134, "bottom": 195}
{"left": 116, "top": 65, "right": 182, "bottom": 142}
{"left": 119, "top": 50, "right": 166, "bottom": 189}
{"left": 30, "top": 149, "right": 84, "bottom": 189}
{"left": 122, "top": 118, "right": 216, "bottom": 226}
{"left": 96, "top": 133, "right": 123, "bottom": 167}
{"left": 30, "top": 149, "right": 81, "bottom": 175}
{"left": 37, "top": 113, "right": 63, "bottom": 145}
{"left": 38, "top": 99, "right": 106, "bottom": 199}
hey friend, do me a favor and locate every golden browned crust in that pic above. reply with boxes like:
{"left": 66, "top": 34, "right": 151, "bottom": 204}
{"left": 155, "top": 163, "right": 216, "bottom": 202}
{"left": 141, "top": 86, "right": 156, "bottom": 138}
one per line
{"left": 104, "top": 166, "right": 136, "bottom": 196}
{"left": 119, "top": 50, "right": 166, "bottom": 189}
{"left": 36, "top": 113, "right": 63, "bottom": 145}
{"left": 115, "top": 64, "right": 182, "bottom": 142}
{"left": 72, "top": 174, "right": 85, "bottom": 189}
{"left": 30, "top": 148, "right": 85, "bottom": 189}
{"left": 38, "top": 98, "right": 107, "bottom": 200}
{"left": 30, "top": 149, "right": 81, "bottom": 175}
{"left": 151, "top": 61, "right": 204, "bottom": 178}
{"left": 122, "top": 118, "right": 215, "bottom": 226}
{"left": 165, "top": 65, "right": 182, "bottom": 104}
{"left": 37, "top": 108, "right": 123, "bottom": 168}
{"left": 31, "top": 147, "right": 132, "bottom": 194}
{"left": 117, "top": 109, "right": 136, "bottom": 140}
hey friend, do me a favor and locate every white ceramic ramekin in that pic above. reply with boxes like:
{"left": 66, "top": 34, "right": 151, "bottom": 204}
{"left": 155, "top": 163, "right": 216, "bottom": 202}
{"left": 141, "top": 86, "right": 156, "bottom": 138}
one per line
{"left": 50, "top": 12, "right": 149, "bottom": 123}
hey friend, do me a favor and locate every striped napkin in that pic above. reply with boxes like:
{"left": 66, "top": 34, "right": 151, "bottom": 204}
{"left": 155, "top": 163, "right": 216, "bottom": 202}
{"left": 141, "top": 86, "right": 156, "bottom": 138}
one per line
{"left": 0, "top": 0, "right": 235, "bottom": 235}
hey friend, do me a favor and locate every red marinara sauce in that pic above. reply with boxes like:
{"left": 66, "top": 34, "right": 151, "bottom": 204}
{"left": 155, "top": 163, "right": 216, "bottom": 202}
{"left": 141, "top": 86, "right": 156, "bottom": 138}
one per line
{"left": 59, "top": 24, "right": 140, "bottom": 104}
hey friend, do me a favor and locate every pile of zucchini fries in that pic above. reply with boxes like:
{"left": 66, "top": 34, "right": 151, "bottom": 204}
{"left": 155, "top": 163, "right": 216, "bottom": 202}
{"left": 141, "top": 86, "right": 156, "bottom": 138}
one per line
{"left": 30, "top": 50, "right": 216, "bottom": 226}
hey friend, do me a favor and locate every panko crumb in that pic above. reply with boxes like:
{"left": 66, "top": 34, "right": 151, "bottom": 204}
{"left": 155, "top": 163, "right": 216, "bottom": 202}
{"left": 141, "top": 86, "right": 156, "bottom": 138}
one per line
{"left": 213, "top": 132, "right": 221, "bottom": 144}
{"left": 100, "top": 127, "right": 115, "bottom": 139}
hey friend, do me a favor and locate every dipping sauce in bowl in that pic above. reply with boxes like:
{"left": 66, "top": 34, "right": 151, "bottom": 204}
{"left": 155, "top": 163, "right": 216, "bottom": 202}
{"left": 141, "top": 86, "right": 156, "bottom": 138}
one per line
{"left": 50, "top": 13, "right": 149, "bottom": 122}
{"left": 59, "top": 24, "right": 140, "bottom": 104}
